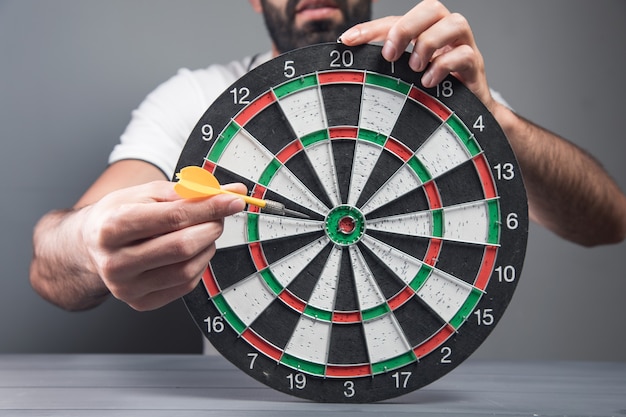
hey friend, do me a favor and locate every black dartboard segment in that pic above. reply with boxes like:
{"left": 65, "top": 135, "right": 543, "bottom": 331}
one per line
{"left": 175, "top": 43, "right": 528, "bottom": 403}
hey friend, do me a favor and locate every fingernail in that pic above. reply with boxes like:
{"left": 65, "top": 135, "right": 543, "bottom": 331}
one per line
{"left": 339, "top": 27, "right": 360, "bottom": 44}
{"left": 229, "top": 197, "right": 246, "bottom": 213}
{"left": 421, "top": 70, "right": 433, "bottom": 88}
{"left": 382, "top": 39, "right": 398, "bottom": 61}
{"left": 409, "top": 51, "right": 422, "bottom": 72}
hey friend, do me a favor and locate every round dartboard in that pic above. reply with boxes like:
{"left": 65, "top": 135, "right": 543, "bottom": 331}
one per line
{"left": 174, "top": 43, "right": 528, "bottom": 403}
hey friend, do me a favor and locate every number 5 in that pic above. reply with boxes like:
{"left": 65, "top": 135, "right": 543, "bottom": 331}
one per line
{"left": 284, "top": 60, "right": 295, "bottom": 78}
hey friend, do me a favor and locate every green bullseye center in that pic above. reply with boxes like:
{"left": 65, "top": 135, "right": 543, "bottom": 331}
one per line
{"left": 325, "top": 205, "right": 365, "bottom": 246}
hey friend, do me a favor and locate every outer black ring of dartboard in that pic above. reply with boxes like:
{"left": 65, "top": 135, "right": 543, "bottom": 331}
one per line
{"left": 173, "top": 43, "right": 528, "bottom": 403}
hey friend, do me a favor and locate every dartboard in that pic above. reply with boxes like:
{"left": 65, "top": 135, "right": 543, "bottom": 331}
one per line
{"left": 174, "top": 43, "right": 528, "bottom": 403}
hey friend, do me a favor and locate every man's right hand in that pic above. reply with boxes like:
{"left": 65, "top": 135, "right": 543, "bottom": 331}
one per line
{"left": 30, "top": 174, "right": 246, "bottom": 312}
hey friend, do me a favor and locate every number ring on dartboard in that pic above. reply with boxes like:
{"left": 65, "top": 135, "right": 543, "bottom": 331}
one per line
{"left": 175, "top": 43, "right": 528, "bottom": 403}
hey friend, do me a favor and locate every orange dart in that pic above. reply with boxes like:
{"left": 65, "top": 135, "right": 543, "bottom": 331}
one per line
{"left": 175, "top": 166, "right": 309, "bottom": 219}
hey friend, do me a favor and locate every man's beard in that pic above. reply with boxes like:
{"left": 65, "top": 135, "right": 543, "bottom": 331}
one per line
{"left": 261, "top": 0, "right": 372, "bottom": 54}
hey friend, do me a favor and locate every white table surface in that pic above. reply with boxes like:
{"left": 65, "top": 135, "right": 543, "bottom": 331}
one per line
{"left": 0, "top": 354, "right": 624, "bottom": 416}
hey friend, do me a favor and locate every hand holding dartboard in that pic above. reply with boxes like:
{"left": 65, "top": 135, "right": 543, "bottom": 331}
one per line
{"left": 174, "top": 43, "right": 528, "bottom": 402}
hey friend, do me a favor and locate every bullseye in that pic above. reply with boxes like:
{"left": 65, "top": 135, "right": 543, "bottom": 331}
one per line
{"left": 338, "top": 216, "right": 356, "bottom": 234}
{"left": 325, "top": 205, "right": 365, "bottom": 246}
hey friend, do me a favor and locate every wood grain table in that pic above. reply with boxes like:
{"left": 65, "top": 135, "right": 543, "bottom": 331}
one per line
{"left": 1, "top": 354, "right": 624, "bottom": 416}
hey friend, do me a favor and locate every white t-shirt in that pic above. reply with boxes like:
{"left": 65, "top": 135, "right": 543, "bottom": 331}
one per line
{"left": 108, "top": 52, "right": 273, "bottom": 179}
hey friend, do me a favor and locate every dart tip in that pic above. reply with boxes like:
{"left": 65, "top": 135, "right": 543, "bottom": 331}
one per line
{"left": 262, "top": 200, "right": 310, "bottom": 219}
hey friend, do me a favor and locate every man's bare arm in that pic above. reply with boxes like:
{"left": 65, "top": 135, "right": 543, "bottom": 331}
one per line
{"left": 30, "top": 160, "right": 246, "bottom": 311}
{"left": 494, "top": 106, "right": 626, "bottom": 246}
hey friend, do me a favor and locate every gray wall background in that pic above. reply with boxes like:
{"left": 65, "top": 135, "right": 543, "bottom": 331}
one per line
{"left": 1, "top": 1, "right": 625, "bottom": 360}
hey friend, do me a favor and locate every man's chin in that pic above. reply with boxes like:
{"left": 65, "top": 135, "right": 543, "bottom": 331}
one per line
{"left": 297, "top": 21, "right": 344, "bottom": 44}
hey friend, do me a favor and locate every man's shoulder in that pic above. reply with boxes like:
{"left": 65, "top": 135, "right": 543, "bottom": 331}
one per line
{"left": 187, "top": 51, "right": 273, "bottom": 87}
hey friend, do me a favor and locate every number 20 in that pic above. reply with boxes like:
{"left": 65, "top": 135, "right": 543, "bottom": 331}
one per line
{"left": 330, "top": 49, "right": 353, "bottom": 67}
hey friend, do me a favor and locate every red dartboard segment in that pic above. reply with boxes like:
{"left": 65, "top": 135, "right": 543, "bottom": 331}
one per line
{"left": 317, "top": 70, "right": 365, "bottom": 84}
{"left": 202, "top": 268, "right": 221, "bottom": 298}
{"left": 234, "top": 90, "right": 276, "bottom": 126}
{"left": 387, "top": 286, "right": 416, "bottom": 310}
{"left": 408, "top": 86, "right": 452, "bottom": 120}
{"left": 473, "top": 153, "right": 498, "bottom": 199}
{"left": 202, "top": 160, "right": 217, "bottom": 173}
{"left": 249, "top": 242, "right": 268, "bottom": 270}
{"left": 250, "top": 184, "right": 267, "bottom": 200}
{"left": 326, "top": 363, "right": 372, "bottom": 378}
{"left": 475, "top": 245, "right": 499, "bottom": 290}
{"left": 242, "top": 328, "right": 283, "bottom": 362}
{"left": 278, "top": 289, "right": 307, "bottom": 313}
{"left": 414, "top": 325, "right": 456, "bottom": 359}
{"left": 276, "top": 140, "right": 304, "bottom": 163}
{"left": 329, "top": 126, "right": 358, "bottom": 139}
{"left": 332, "top": 310, "right": 362, "bottom": 323}
{"left": 423, "top": 181, "right": 443, "bottom": 209}
{"left": 384, "top": 137, "right": 414, "bottom": 162}
{"left": 424, "top": 238, "right": 443, "bottom": 266}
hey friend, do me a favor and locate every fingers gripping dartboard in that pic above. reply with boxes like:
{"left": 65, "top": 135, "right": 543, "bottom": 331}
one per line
{"left": 174, "top": 43, "right": 528, "bottom": 403}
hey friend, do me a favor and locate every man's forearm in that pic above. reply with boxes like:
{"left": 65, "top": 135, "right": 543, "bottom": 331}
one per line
{"left": 30, "top": 208, "right": 110, "bottom": 311}
{"left": 494, "top": 104, "right": 626, "bottom": 246}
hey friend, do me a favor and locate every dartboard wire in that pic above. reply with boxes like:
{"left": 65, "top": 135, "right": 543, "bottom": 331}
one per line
{"left": 359, "top": 70, "right": 411, "bottom": 137}
{"left": 346, "top": 72, "right": 403, "bottom": 207}
{"left": 219, "top": 235, "right": 331, "bottom": 294}
{"left": 303, "top": 137, "right": 343, "bottom": 207}
{"left": 214, "top": 210, "right": 323, "bottom": 250}
{"left": 348, "top": 245, "right": 389, "bottom": 313}
{"left": 353, "top": 144, "right": 502, "bottom": 249}
{"left": 311, "top": 69, "right": 370, "bottom": 209}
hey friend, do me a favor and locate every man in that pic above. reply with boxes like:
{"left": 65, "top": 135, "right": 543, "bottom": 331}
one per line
{"left": 30, "top": 0, "right": 626, "bottom": 313}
